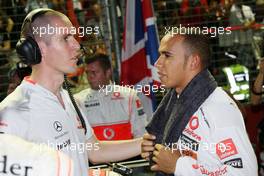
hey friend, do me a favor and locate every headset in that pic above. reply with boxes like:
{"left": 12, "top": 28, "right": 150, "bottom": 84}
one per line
{"left": 15, "top": 8, "right": 88, "bottom": 134}
{"left": 16, "top": 8, "right": 54, "bottom": 65}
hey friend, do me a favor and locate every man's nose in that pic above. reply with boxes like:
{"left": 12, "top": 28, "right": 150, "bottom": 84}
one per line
{"left": 154, "top": 56, "right": 162, "bottom": 68}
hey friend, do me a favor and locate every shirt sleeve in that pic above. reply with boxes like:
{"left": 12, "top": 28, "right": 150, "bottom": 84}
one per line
{"left": 1, "top": 134, "right": 74, "bottom": 176}
{"left": 129, "top": 91, "right": 147, "bottom": 138}
{"left": 0, "top": 107, "right": 30, "bottom": 138}
{"left": 174, "top": 126, "right": 258, "bottom": 176}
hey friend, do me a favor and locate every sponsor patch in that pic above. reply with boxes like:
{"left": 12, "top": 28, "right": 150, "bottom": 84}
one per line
{"left": 113, "top": 92, "right": 120, "bottom": 97}
{"left": 57, "top": 139, "right": 71, "bottom": 150}
{"left": 224, "top": 158, "right": 243, "bottom": 168}
{"left": 53, "top": 121, "right": 63, "bottom": 132}
{"left": 216, "top": 138, "right": 238, "bottom": 160}
{"left": 189, "top": 116, "right": 199, "bottom": 130}
{"left": 0, "top": 155, "right": 33, "bottom": 175}
{"left": 103, "top": 128, "right": 115, "bottom": 140}
{"left": 183, "top": 128, "right": 202, "bottom": 141}
{"left": 192, "top": 164, "right": 227, "bottom": 175}
{"left": 111, "top": 92, "right": 124, "bottom": 100}
{"left": 136, "top": 99, "right": 142, "bottom": 108}
{"left": 180, "top": 134, "right": 199, "bottom": 151}
{"left": 85, "top": 102, "right": 100, "bottom": 108}
{"left": 137, "top": 109, "right": 145, "bottom": 116}
{"left": 54, "top": 131, "right": 69, "bottom": 140}
{"left": 192, "top": 164, "right": 199, "bottom": 169}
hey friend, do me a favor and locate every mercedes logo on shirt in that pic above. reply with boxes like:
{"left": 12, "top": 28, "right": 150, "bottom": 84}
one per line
{"left": 53, "top": 121, "right": 63, "bottom": 132}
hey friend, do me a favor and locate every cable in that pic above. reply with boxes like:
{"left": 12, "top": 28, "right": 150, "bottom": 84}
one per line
{"left": 63, "top": 75, "right": 87, "bottom": 134}
{"left": 62, "top": 45, "right": 88, "bottom": 134}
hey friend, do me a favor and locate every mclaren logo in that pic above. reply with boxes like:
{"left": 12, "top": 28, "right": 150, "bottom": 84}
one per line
{"left": 53, "top": 121, "right": 63, "bottom": 132}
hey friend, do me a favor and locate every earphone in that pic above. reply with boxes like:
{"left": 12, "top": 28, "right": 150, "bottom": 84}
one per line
{"left": 16, "top": 8, "right": 54, "bottom": 65}
{"left": 15, "top": 8, "right": 88, "bottom": 134}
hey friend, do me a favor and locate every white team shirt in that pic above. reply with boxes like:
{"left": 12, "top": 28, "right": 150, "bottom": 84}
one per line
{"left": 74, "top": 84, "right": 147, "bottom": 139}
{"left": 0, "top": 134, "right": 73, "bottom": 176}
{"left": 0, "top": 78, "right": 94, "bottom": 176}
{"left": 174, "top": 87, "right": 258, "bottom": 176}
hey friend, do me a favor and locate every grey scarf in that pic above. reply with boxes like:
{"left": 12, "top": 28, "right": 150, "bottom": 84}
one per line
{"left": 146, "top": 69, "right": 217, "bottom": 176}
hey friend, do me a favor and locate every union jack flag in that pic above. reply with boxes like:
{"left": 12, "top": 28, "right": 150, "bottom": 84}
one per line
{"left": 121, "top": 0, "right": 160, "bottom": 119}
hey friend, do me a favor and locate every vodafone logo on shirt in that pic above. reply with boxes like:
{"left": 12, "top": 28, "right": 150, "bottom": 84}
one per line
{"left": 189, "top": 116, "right": 199, "bottom": 130}
{"left": 135, "top": 99, "right": 142, "bottom": 108}
{"left": 216, "top": 138, "right": 238, "bottom": 160}
{"left": 111, "top": 92, "right": 123, "bottom": 100}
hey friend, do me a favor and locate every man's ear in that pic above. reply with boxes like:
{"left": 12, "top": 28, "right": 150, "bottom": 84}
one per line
{"left": 189, "top": 54, "right": 201, "bottom": 70}
{"left": 106, "top": 68, "right": 112, "bottom": 80}
{"left": 37, "top": 40, "right": 47, "bottom": 60}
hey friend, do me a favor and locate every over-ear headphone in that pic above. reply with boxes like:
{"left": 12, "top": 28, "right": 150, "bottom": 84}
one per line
{"left": 16, "top": 8, "right": 54, "bottom": 65}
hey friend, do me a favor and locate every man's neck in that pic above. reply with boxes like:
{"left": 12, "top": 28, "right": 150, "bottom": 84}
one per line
{"left": 176, "top": 70, "right": 201, "bottom": 95}
{"left": 30, "top": 68, "right": 64, "bottom": 95}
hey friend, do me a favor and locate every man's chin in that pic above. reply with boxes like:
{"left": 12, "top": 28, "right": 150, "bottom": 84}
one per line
{"left": 160, "top": 80, "right": 168, "bottom": 87}
{"left": 90, "top": 85, "right": 100, "bottom": 90}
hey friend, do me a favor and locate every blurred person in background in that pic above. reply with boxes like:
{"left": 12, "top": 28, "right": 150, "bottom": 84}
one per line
{"left": 0, "top": 10, "right": 12, "bottom": 101}
{"left": 228, "top": 0, "right": 256, "bottom": 69}
{"left": 0, "top": 10, "right": 11, "bottom": 53}
{"left": 75, "top": 54, "right": 148, "bottom": 141}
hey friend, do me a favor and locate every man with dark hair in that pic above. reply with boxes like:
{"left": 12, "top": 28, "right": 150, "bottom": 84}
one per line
{"left": 0, "top": 9, "right": 142, "bottom": 176}
{"left": 75, "top": 53, "right": 147, "bottom": 140}
{"left": 83, "top": 54, "right": 112, "bottom": 90}
{"left": 141, "top": 32, "right": 257, "bottom": 175}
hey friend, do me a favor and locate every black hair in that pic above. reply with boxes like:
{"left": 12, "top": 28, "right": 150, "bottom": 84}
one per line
{"left": 166, "top": 29, "right": 211, "bottom": 69}
{"left": 182, "top": 33, "right": 211, "bottom": 69}
{"left": 85, "top": 54, "right": 111, "bottom": 71}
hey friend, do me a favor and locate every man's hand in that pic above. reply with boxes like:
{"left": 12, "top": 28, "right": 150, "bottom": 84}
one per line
{"left": 151, "top": 144, "right": 181, "bottom": 174}
{"left": 141, "top": 133, "right": 156, "bottom": 160}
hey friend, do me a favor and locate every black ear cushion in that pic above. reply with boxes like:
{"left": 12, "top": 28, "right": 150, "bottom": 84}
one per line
{"left": 16, "top": 37, "right": 42, "bottom": 65}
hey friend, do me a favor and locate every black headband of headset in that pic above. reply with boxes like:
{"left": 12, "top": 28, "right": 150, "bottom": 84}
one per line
{"left": 16, "top": 8, "right": 54, "bottom": 65}
{"left": 21, "top": 8, "right": 54, "bottom": 38}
